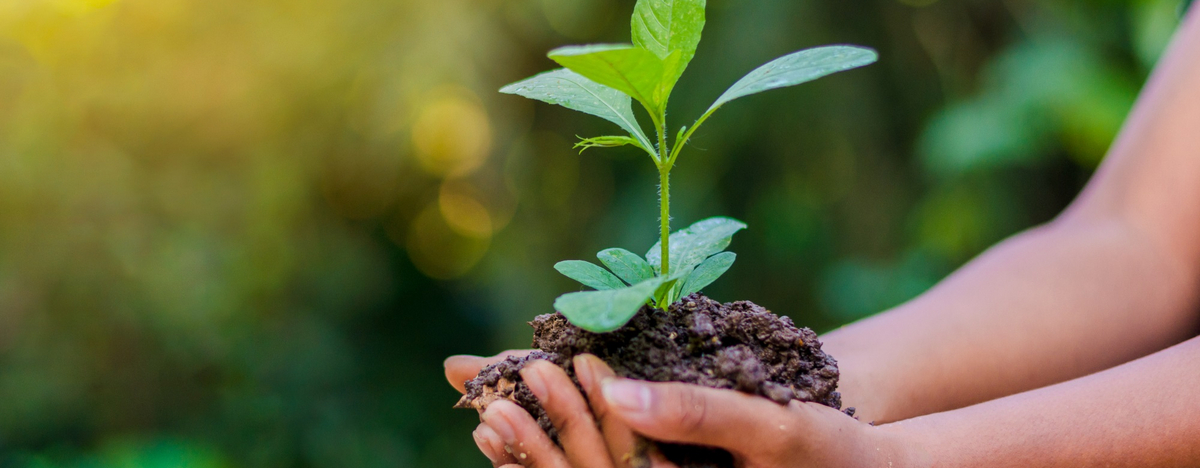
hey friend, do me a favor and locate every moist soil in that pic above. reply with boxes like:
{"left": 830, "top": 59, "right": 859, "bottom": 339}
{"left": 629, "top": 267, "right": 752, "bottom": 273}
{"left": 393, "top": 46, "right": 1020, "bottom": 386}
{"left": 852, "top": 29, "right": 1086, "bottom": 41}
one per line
{"left": 456, "top": 293, "right": 848, "bottom": 468}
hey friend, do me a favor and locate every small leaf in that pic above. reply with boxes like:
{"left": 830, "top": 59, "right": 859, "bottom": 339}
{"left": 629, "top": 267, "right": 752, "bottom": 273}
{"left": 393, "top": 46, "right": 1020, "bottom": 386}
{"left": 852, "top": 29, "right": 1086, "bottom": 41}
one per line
{"left": 646, "top": 217, "right": 746, "bottom": 274}
{"left": 657, "top": 49, "right": 686, "bottom": 105}
{"left": 707, "top": 46, "right": 877, "bottom": 112}
{"left": 655, "top": 271, "right": 691, "bottom": 306}
{"left": 662, "top": 264, "right": 695, "bottom": 305}
{"left": 631, "top": 0, "right": 705, "bottom": 97}
{"left": 500, "top": 68, "right": 654, "bottom": 152}
{"left": 679, "top": 252, "right": 735, "bottom": 297}
{"left": 554, "top": 277, "right": 663, "bottom": 332}
{"left": 555, "top": 260, "right": 627, "bottom": 290}
{"left": 597, "top": 248, "right": 654, "bottom": 285}
{"left": 548, "top": 44, "right": 670, "bottom": 113}
{"left": 632, "top": 0, "right": 705, "bottom": 63}
{"left": 575, "top": 135, "right": 644, "bottom": 154}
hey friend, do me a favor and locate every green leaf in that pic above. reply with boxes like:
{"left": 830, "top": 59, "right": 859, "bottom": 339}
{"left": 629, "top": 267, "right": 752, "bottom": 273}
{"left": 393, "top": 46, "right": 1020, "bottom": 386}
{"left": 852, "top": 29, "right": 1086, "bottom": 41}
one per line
{"left": 657, "top": 49, "right": 686, "bottom": 105}
{"left": 707, "top": 45, "right": 877, "bottom": 112}
{"left": 500, "top": 68, "right": 654, "bottom": 153}
{"left": 679, "top": 251, "right": 735, "bottom": 297}
{"left": 662, "top": 263, "right": 698, "bottom": 305}
{"left": 631, "top": 0, "right": 705, "bottom": 96}
{"left": 652, "top": 274, "right": 684, "bottom": 307}
{"left": 548, "top": 44, "right": 670, "bottom": 113}
{"left": 554, "top": 277, "right": 663, "bottom": 332}
{"left": 646, "top": 217, "right": 746, "bottom": 274}
{"left": 597, "top": 248, "right": 654, "bottom": 285}
{"left": 554, "top": 260, "right": 627, "bottom": 290}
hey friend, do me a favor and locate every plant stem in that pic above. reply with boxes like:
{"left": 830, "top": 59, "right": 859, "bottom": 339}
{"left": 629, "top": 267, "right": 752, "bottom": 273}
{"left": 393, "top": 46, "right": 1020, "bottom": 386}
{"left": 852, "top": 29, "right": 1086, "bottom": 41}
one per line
{"left": 659, "top": 164, "right": 670, "bottom": 276}
{"left": 667, "top": 106, "right": 719, "bottom": 167}
{"left": 656, "top": 117, "right": 671, "bottom": 277}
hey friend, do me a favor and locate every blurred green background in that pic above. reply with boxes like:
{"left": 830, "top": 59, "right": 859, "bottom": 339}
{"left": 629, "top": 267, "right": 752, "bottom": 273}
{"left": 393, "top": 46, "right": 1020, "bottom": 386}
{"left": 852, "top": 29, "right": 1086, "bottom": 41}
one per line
{"left": 0, "top": 0, "right": 1189, "bottom": 466}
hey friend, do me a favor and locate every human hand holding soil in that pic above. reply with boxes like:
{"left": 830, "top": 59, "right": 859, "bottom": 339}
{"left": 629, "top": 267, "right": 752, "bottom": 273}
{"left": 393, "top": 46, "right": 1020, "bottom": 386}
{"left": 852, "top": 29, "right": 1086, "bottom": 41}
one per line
{"left": 447, "top": 354, "right": 918, "bottom": 468}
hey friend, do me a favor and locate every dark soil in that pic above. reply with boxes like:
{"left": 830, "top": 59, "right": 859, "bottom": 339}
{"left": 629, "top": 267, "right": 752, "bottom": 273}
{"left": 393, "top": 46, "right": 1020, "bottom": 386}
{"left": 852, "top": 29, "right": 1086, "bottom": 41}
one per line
{"left": 456, "top": 293, "right": 847, "bottom": 468}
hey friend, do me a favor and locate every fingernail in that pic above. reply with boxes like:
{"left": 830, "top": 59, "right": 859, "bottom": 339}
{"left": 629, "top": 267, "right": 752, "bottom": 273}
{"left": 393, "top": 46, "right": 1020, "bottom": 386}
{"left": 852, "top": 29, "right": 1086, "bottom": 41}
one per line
{"left": 601, "top": 378, "right": 651, "bottom": 413}
{"left": 483, "top": 405, "right": 517, "bottom": 443}
{"left": 520, "top": 362, "right": 549, "bottom": 401}
{"left": 472, "top": 427, "right": 498, "bottom": 462}
{"left": 573, "top": 355, "right": 595, "bottom": 389}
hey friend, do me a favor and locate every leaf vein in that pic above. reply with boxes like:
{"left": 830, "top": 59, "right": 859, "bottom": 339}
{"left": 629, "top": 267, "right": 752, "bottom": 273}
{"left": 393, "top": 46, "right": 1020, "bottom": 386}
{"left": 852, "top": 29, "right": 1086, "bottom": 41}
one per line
{"left": 634, "top": 14, "right": 667, "bottom": 49}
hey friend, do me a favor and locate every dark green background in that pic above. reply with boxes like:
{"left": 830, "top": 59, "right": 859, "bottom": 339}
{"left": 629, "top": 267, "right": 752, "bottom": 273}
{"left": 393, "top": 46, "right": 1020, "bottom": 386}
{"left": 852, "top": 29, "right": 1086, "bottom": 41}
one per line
{"left": 0, "top": 0, "right": 1188, "bottom": 466}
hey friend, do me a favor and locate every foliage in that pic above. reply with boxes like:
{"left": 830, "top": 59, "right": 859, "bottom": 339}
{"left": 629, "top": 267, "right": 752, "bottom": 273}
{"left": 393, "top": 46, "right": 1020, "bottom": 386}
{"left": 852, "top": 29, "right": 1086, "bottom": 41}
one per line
{"left": 553, "top": 217, "right": 744, "bottom": 331}
{"left": 502, "top": 0, "right": 875, "bottom": 332}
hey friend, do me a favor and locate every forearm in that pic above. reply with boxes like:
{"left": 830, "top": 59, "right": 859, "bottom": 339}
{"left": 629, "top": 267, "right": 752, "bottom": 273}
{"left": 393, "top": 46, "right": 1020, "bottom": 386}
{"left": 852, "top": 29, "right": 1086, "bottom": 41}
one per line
{"left": 888, "top": 334, "right": 1200, "bottom": 467}
{"left": 824, "top": 7, "right": 1200, "bottom": 424}
{"left": 825, "top": 219, "right": 1199, "bottom": 423}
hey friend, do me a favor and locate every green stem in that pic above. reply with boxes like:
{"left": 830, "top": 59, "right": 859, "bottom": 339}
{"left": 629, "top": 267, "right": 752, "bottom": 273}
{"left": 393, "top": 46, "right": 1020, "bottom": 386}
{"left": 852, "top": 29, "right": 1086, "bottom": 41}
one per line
{"left": 667, "top": 106, "right": 720, "bottom": 167}
{"left": 656, "top": 114, "right": 671, "bottom": 276}
{"left": 659, "top": 164, "right": 670, "bottom": 277}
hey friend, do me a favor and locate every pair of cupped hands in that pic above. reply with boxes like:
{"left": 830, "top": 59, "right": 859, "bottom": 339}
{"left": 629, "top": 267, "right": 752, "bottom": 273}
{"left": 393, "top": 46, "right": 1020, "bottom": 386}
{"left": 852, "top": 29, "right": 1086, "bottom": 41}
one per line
{"left": 445, "top": 351, "right": 916, "bottom": 468}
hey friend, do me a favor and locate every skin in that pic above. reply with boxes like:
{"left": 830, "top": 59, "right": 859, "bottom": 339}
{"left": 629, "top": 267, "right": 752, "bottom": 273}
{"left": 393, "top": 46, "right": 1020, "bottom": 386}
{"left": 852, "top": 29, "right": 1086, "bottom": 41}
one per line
{"left": 444, "top": 6, "right": 1200, "bottom": 467}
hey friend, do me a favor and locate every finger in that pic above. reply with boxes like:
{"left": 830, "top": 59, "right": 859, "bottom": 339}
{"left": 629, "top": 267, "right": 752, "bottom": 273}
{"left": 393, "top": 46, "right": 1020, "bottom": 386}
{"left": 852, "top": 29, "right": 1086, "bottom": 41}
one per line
{"left": 445, "top": 350, "right": 535, "bottom": 393}
{"left": 521, "top": 360, "right": 614, "bottom": 468}
{"left": 473, "top": 424, "right": 500, "bottom": 463}
{"left": 475, "top": 423, "right": 520, "bottom": 467}
{"left": 574, "top": 355, "right": 638, "bottom": 467}
{"left": 483, "top": 400, "right": 571, "bottom": 468}
{"left": 600, "top": 378, "right": 796, "bottom": 456}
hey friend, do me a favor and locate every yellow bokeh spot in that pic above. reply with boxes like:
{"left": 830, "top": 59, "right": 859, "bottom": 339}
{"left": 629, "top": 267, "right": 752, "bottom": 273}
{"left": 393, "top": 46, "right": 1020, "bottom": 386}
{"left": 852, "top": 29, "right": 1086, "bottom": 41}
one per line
{"left": 411, "top": 88, "right": 492, "bottom": 178}
{"left": 49, "top": 0, "right": 119, "bottom": 16}
{"left": 438, "top": 182, "right": 492, "bottom": 239}
{"left": 405, "top": 203, "right": 490, "bottom": 280}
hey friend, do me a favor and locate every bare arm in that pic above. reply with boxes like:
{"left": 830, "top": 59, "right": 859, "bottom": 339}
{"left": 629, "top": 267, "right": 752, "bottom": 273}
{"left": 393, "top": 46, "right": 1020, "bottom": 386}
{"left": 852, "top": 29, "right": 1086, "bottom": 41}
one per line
{"left": 481, "top": 335, "right": 1200, "bottom": 468}
{"left": 887, "top": 334, "right": 1200, "bottom": 467}
{"left": 825, "top": 6, "right": 1200, "bottom": 424}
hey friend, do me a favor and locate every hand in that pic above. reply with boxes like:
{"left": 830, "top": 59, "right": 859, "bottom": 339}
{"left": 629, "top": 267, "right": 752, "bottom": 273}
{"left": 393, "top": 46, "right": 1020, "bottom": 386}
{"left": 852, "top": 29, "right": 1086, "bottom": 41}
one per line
{"left": 446, "top": 350, "right": 551, "bottom": 467}
{"left": 447, "top": 352, "right": 924, "bottom": 468}
{"left": 446, "top": 350, "right": 639, "bottom": 467}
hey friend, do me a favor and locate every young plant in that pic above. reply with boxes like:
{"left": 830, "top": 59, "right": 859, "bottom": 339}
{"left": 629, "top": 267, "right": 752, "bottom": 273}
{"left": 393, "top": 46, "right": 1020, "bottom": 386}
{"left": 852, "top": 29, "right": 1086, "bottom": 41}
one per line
{"left": 501, "top": 0, "right": 876, "bottom": 332}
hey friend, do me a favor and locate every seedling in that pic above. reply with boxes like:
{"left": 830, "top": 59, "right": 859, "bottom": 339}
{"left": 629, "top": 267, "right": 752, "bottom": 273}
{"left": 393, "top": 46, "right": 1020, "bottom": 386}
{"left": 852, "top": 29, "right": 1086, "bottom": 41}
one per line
{"left": 502, "top": 0, "right": 876, "bottom": 332}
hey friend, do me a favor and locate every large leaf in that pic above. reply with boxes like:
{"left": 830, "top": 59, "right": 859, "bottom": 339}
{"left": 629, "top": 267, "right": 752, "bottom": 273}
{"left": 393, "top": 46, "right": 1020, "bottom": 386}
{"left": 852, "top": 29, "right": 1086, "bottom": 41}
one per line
{"left": 500, "top": 69, "right": 654, "bottom": 151}
{"left": 548, "top": 44, "right": 671, "bottom": 113}
{"left": 707, "top": 46, "right": 877, "bottom": 112}
{"left": 646, "top": 217, "right": 746, "bottom": 274}
{"left": 554, "top": 277, "right": 663, "bottom": 332}
{"left": 679, "top": 251, "right": 735, "bottom": 297}
{"left": 597, "top": 248, "right": 654, "bottom": 285}
{"left": 554, "top": 260, "right": 627, "bottom": 290}
{"left": 631, "top": 0, "right": 706, "bottom": 94}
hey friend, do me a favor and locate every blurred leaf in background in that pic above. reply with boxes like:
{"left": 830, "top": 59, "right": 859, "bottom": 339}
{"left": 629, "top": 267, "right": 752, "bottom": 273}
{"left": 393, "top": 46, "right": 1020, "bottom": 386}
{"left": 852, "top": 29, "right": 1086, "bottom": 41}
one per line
{"left": 0, "top": 0, "right": 1190, "bottom": 466}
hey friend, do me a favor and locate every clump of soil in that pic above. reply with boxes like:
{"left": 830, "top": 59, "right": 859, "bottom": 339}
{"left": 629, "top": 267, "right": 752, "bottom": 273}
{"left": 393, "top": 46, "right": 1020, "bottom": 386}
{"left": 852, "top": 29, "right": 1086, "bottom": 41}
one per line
{"left": 456, "top": 293, "right": 847, "bottom": 468}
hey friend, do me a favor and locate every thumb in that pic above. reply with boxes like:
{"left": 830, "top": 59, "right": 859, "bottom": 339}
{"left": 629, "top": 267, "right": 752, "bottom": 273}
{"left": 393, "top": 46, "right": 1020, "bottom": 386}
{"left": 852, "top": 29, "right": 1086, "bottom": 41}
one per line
{"left": 599, "top": 378, "right": 797, "bottom": 456}
{"left": 443, "top": 350, "right": 534, "bottom": 393}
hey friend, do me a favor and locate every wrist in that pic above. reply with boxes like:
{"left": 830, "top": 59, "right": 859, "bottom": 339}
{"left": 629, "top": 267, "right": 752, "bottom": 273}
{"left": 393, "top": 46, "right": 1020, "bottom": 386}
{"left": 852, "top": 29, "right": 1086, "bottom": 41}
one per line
{"left": 823, "top": 328, "right": 909, "bottom": 424}
{"left": 871, "top": 421, "right": 935, "bottom": 468}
